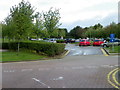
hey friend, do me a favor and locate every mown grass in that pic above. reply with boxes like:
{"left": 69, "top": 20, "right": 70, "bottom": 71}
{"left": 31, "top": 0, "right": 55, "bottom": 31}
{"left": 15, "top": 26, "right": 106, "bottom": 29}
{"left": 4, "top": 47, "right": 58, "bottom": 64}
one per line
{"left": 105, "top": 46, "right": 120, "bottom": 53}
{"left": 2, "top": 50, "right": 48, "bottom": 62}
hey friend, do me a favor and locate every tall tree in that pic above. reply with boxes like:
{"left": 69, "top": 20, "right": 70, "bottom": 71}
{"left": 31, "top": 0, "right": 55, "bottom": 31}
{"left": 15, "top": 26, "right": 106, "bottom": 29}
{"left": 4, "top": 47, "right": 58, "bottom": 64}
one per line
{"left": 10, "top": 0, "right": 35, "bottom": 40}
{"left": 69, "top": 26, "right": 84, "bottom": 39}
{"left": 33, "top": 12, "right": 45, "bottom": 38}
{"left": 9, "top": 0, "right": 35, "bottom": 51}
{"left": 43, "top": 8, "right": 61, "bottom": 37}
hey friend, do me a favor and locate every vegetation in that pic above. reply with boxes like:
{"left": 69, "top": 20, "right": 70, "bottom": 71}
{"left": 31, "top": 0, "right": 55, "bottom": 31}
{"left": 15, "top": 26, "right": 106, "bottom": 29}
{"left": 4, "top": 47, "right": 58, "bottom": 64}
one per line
{"left": 1, "top": 0, "right": 67, "bottom": 42}
{"left": 2, "top": 51, "right": 47, "bottom": 62}
{"left": 56, "top": 39, "right": 65, "bottom": 43}
{"left": 2, "top": 41, "right": 65, "bottom": 56}
{"left": 68, "top": 23, "right": 120, "bottom": 39}
{"left": 105, "top": 46, "right": 120, "bottom": 53}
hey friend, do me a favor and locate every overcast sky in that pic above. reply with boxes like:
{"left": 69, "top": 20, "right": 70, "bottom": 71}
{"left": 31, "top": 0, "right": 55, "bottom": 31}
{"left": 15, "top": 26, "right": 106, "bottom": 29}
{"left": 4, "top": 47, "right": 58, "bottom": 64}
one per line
{"left": 0, "top": 0, "right": 119, "bottom": 31}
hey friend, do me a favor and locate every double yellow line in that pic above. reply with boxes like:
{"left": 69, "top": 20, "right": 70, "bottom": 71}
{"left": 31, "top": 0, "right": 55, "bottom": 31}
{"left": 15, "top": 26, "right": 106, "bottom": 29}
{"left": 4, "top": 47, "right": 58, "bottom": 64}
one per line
{"left": 101, "top": 48, "right": 109, "bottom": 56}
{"left": 107, "top": 68, "right": 120, "bottom": 89}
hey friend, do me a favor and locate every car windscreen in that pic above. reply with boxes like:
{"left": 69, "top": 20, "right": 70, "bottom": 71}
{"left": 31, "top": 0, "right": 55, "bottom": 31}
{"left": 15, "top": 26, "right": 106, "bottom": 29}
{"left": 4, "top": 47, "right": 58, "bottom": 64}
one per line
{"left": 80, "top": 40, "right": 85, "bottom": 42}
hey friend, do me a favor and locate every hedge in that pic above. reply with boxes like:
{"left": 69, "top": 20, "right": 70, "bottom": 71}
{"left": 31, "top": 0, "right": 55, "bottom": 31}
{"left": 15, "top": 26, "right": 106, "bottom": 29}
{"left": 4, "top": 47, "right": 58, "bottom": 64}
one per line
{"left": 56, "top": 40, "right": 65, "bottom": 43}
{"left": 2, "top": 41, "right": 65, "bottom": 56}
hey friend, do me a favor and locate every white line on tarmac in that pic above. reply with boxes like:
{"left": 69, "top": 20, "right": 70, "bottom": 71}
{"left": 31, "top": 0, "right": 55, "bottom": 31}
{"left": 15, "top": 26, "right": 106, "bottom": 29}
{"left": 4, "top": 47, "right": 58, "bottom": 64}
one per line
{"left": 3, "top": 70, "right": 15, "bottom": 72}
{"left": 52, "top": 77, "right": 64, "bottom": 80}
{"left": 72, "top": 66, "right": 84, "bottom": 69}
{"left": 32, "top": 78, "right": 51, "bottom": 88}
{"left": 101, "top": 65, "right": 114, "bottom": 68}
{"left": 21, "top": 69, "right": 33, "bottom": 72}
{"left": 86, "top": 66, "right": 98, "bottom": 69}
{"left": 38, "top": 68, "right": 50, "bottom": 71}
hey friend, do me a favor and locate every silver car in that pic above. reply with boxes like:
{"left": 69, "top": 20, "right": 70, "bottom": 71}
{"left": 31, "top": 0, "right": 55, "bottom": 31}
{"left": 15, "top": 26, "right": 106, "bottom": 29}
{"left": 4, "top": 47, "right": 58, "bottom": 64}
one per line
{"left": 101, "top": 40, "right": 120, "bottom": 47}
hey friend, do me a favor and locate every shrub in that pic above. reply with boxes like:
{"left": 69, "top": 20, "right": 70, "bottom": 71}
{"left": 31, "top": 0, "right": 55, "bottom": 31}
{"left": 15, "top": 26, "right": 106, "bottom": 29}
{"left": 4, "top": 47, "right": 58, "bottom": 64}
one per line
{"left": 2, "top": 41, "right": 65, "bottom": 56}
{"left": 56, "top": 40, "right": 65, "bottom": 43}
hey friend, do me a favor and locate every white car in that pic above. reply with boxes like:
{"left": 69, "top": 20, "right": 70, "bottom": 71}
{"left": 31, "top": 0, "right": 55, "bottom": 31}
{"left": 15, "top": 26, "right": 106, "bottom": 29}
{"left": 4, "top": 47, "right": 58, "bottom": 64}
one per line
{"left": 101, "top": 39, "right": 120, "bottom": 47}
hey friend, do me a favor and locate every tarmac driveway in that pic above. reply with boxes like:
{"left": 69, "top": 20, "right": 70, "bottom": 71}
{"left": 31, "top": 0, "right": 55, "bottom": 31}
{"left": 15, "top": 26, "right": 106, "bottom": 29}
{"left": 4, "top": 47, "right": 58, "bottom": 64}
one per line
{"left": 65, "top": 44, "right": 103, "bottom": 56}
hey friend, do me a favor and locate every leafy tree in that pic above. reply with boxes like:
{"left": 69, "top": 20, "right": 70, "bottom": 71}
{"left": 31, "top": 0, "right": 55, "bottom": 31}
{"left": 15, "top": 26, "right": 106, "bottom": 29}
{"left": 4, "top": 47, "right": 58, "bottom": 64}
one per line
{"left": 58, "top": 28, "right": 67, "bottom": 38}
{"left": 33, "top": 12, "right": 45, "bottom": 38}
{"left": 2, "top": 16, "right": 16, "bottom": 42}
{"left": 10, "top": 0, "right": 35, "bottom": 40}
{"left": 8, "top": 0, "right": 35, "bottom": 51}
{"left": 69, "top": 26, "right": 85, "bottom": 39}
{"left": 93, "top": 23, "right": 103, "bottom": 30}
{"left": 43, "top": 8, "right": 61, "bottom": 37}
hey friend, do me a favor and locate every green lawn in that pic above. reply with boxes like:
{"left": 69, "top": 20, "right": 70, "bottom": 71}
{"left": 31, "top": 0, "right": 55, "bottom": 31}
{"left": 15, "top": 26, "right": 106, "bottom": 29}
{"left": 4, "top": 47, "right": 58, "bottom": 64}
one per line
{"left": 105, "top": 46, "right": 120, "bottom": 53}
{"left": 2, "top": 51, "right": 48, "bottom": 62}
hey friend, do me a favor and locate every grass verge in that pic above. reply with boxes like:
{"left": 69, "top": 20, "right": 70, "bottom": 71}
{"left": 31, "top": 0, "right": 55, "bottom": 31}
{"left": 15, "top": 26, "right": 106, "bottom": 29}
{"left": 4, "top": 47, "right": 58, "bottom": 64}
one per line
{"left": 105, "top": 46, "right": 120, "bottom": 53}
{"left": 2, "top": 51, "right": 48, "bottom": 62}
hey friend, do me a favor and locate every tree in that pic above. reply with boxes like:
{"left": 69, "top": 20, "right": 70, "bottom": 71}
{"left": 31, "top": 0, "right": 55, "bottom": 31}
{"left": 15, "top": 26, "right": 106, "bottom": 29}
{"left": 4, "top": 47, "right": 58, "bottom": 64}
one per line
{"left": 33, "top": 12, "right": 45, "bottom": 38}
{"left": 58, "top": 28, "right": 66, "bottom": 38}
{"left": 69, "top": 26, "right": 85, "bottom": 39}
{"left": 9, "top": 0, "right": 35, "bottom": 51}
{"left": 2, "top": 15, "right": 16, "bottom": 42}
{"left": 93, "top": 23, "right": 103, "bottom": 30}
{"left": 10, "top": 0, "right": 35, "bottom": 40}
{"left": 43, "top": 8, "right": 61, "bottom": 37}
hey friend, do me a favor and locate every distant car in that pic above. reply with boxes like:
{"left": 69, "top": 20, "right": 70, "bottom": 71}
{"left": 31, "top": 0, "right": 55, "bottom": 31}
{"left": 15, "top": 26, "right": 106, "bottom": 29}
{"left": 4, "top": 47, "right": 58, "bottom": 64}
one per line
{"left": 65, "top": 38, "right": 75, "bottom": 43}
{"left": 101, "top": 39, "right": 120, "bottom": 47}
{"left": 93, "top": 40, "right": 104, "bottom": 46}
{"left": 48, "top": 39, "right": 56, "bottom": 43}
{"left": 79, "top": 39, "right": 90, "bottom": 46}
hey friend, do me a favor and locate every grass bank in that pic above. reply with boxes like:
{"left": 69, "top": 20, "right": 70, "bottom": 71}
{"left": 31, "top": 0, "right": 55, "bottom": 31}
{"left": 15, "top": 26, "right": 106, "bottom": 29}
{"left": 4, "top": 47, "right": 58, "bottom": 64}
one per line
{"left": 105, "top": 46, "right": 120, "bottom": 53}
{"left": 2, "top": 50, "right": 48, "bottom": 62}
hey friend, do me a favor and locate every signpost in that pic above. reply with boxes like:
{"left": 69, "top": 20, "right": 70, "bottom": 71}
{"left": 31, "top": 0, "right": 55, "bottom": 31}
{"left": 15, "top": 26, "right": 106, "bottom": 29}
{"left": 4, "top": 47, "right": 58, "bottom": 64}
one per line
{"left": 110, "top": 34, "right": 115, "bottom": 52}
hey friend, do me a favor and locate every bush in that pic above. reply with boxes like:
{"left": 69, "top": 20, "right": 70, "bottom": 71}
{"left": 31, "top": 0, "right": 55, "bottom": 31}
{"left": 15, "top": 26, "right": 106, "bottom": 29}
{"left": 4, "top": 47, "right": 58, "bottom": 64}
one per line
{"left": 2, "top": 41, "right": 65, "bottom": 56}
{"left": 56, "top": 40, "right": 65, "bottom": 43}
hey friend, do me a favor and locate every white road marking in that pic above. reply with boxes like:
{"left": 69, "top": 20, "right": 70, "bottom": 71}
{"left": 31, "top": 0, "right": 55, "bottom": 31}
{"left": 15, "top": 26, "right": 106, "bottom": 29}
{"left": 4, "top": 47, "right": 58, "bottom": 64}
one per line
{"left": 71, "top": 49, "right": 75, "bottom": 50}
{"left": 52, "top": 77, "right": 64, "bottom": 80}
{"left": 62, "top": 86, "right": 66, "bottom": 88}
{"left": 86, "top": 66, "right": 98, "bottom": 69}
{"left": 55, "top": 67, "right": 63, "bottom": 69}
{"left": 3, "top": 70, "right": 15, "bottom": 72}
{"left": 32, "top": 78, "right": 51, "bottom": 88}
{"left": 114, "top": 65, "right": 119, "bottom": 67}
{"left": 21, "top": 69, "right": 33, "bottom": 72}
{"left": 39, "top": 68, "right": 50, "bottom": 71}
{"left": 73, "top": 53, "right": 80, "bottom": 55}
{"left": 83, "top": 52, "right": 87, "bottom": 55}
{"left": 101, "top": 65, "right": 114, "bottom": 68}
{"left": 72, "top": 66, "right": 84, "bottom": 69}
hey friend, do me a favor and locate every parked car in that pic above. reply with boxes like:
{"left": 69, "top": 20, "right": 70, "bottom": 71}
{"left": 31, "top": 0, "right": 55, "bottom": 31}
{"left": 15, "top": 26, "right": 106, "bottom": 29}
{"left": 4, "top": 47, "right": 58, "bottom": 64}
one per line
{"left": 93, "top": 39, "right": 104, "bottom": 46}
{"left": 65, "top": 38, "right": 75, "bottom": 43}
{"left": 79, "top": 39, "right": 90, "bottom": 46}
{"left": 101, "top": 39, "right": 120, "bottom": 47}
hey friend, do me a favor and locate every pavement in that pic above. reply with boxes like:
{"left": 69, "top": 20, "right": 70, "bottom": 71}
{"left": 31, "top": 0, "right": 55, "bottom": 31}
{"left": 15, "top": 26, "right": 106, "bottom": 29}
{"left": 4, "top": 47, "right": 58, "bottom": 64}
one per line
{"left": 2, "top": 44, "right": 119, "bottom": 89}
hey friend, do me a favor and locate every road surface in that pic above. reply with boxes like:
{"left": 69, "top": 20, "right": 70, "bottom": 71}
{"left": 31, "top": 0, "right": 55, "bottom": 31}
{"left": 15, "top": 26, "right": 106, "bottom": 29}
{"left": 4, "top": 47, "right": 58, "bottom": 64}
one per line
{"left": 2, "top": 44, "right": 119, "bottom": 88}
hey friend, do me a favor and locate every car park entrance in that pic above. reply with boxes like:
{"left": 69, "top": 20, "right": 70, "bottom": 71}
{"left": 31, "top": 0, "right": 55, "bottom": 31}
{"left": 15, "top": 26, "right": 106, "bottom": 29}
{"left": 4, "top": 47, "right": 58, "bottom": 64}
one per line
{"left": 65, "top": 44, "right": 103, "bottom": 56}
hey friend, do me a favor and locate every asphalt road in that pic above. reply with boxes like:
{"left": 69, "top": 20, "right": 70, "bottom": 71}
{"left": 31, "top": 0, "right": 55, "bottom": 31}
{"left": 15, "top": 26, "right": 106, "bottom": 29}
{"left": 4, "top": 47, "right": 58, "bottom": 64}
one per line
{"left": 2, "top": 44, "right": 119, "bottom": 88}
{"left": 65, "top": 44, "right": 103, "bottom": 56}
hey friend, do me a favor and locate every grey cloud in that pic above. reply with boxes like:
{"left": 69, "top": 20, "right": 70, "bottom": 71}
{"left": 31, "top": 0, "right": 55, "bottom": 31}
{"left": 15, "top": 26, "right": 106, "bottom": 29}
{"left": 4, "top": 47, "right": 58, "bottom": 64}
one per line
{"left": 60, "top": 12, "right": 118, "bottom": 32}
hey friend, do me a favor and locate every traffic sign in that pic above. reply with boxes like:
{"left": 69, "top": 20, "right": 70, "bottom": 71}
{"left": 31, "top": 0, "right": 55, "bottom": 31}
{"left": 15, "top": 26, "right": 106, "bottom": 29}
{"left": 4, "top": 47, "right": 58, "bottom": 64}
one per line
{"left": 110, "top": 34, "right": 115, "bottom": 42}
{"left": 110, "top": 34, "right": 115, "bottom": 39}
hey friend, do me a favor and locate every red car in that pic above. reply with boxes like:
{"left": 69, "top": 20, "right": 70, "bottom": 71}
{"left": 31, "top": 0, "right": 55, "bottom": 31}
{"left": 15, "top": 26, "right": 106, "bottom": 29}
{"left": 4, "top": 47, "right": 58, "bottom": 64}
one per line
{"left": 79, "top": 39, "right": 90, "bottom": 46}
{"left": 93, "top": 40, "right": 104, "bottom": 46}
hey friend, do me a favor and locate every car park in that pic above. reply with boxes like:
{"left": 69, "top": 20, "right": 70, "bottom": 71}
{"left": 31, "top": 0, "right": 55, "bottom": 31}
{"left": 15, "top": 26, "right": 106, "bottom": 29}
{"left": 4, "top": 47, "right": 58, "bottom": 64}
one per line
{"left": 79, "top": 39, "right": 90, "bottom": 46}
{"left": 101, "top": 39, "right": 120, "bottom": 47}
{"left": 93, "top": 39, "right": 104, "bottom": 46}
